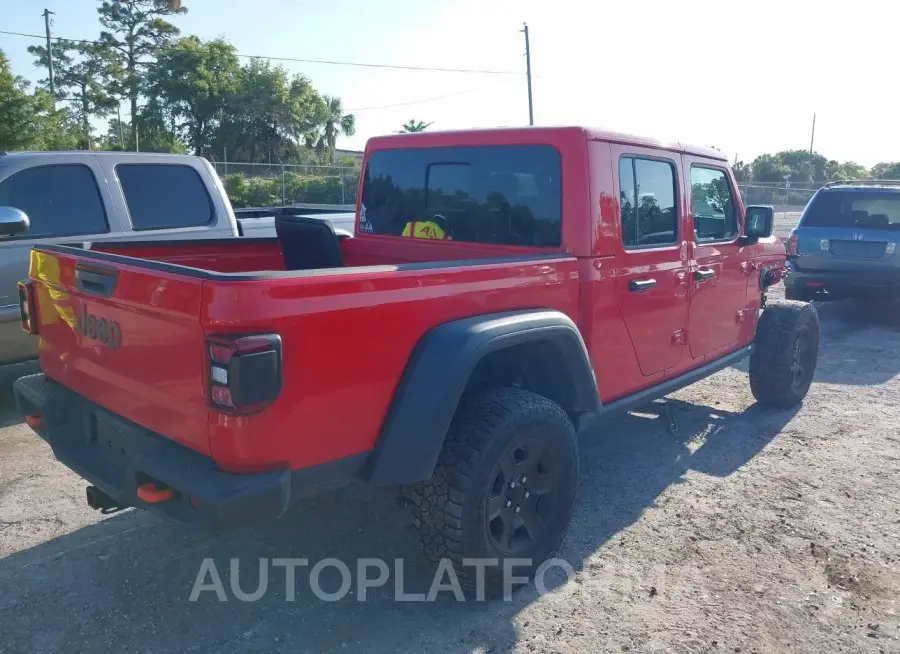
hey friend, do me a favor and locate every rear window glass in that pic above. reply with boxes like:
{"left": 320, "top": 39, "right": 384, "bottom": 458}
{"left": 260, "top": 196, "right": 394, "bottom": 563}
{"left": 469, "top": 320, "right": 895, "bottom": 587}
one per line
{"left": 359, "top": 145, "right": 562, "bottom": 247}
{"left": 802, "top": 190, "right": 900, "bottom": 229}
{"left": 0, "top": 164, "right": 108, "bottom": 238}
{"left": 116, "top": 164, "right": 214, "bottom": 230}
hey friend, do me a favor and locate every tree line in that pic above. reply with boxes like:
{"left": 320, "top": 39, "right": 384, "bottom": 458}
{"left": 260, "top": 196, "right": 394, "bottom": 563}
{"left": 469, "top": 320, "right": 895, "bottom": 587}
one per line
{"left": 2, "top": 1, "right": 897, "bottom": 179}
{"left": 1, "top": 0, "right": 357, "bottom": 165}
{"left": 733, "top": 150, "right": 900, "bottom": 185}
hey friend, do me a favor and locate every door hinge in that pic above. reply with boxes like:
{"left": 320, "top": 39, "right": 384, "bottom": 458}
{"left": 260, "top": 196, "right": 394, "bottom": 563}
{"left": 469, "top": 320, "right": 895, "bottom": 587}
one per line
{"left": 672, "top": 329, "right": 687, "bottom": 345}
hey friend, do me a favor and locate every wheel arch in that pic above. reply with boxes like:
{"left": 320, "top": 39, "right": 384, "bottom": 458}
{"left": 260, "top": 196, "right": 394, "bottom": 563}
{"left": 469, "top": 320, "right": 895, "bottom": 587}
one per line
{"left": 365, "top": 309, "right": 600, "bottom": 486}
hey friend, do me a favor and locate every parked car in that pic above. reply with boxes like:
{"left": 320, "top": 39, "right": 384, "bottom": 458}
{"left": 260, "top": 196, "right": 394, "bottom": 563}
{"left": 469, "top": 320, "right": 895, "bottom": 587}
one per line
{"left": 234, "top": 204, "right": 355, "bottom": 238}
{"left": 0, "top": 151, "right": 350, "bottom": 366}
{"left": 785, "top": 180, "right": 900, "bottom": 301}
{"left": 13, "top": 126, "right": 818, "bottom": 595}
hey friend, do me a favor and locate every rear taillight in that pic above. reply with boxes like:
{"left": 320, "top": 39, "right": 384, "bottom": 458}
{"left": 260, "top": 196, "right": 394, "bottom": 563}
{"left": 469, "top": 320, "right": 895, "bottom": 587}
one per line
{"left": 206, "top": 333, "right": 282, "bottom": 415}
{"left": 17, "top": 281, "right": 37, "bottom": 335}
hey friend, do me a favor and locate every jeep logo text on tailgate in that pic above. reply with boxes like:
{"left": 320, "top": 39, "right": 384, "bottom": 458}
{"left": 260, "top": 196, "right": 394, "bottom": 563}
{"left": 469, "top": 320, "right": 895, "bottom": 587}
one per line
{"left": 75, "top": 304, "right": 121, "bottom": 349}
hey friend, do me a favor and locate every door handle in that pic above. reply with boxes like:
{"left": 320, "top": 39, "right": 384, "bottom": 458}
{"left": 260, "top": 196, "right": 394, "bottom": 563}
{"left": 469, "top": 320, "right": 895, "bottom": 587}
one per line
{"left": 75, "top": 264, "right": 118, "bottom": 298}
{"left": 693, "top": 269, "right": 715, "bottom": 282}
{"left": 740, "top": 261, "right": 758, "bottom": 275}
{"left": 628, "top": 278, "right": 657, "bottom": 293}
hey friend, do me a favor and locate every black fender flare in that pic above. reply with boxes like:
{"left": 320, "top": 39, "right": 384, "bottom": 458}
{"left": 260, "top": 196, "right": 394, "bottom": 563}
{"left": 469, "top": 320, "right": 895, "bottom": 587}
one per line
{"left": 365, "top": 309, "right": 600, "bottom": 486}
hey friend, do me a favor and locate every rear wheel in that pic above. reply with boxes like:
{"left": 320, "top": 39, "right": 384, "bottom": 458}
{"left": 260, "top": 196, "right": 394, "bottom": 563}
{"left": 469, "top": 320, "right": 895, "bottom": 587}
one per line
{"left": 749, "top": 300, "right": 820, "bottom": 407}
{"left": 405, "top": 387, "right": 578, "bottom": 597}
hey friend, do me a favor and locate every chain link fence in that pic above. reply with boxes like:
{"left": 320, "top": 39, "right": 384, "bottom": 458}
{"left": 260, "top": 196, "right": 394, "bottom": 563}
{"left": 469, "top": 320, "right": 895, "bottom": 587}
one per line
{"left": 212, "top": 162, "right": 359, "bottom": 208}
{"left": 211, "top": 163, "right": 823, "bottom": 227}
{"left": 737, "top": 182, "right": 822, "bottom": 239}
{"left": 738, "top": 182, "right": 819, "bottom": 214}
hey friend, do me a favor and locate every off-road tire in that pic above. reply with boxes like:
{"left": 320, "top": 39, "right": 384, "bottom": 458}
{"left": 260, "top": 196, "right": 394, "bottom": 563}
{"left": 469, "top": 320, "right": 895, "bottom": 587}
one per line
{"left": 405, "top": 387, "right": 578, "bottom": 597}
{"left": 749, "top": 300, "right": 820, "bottom": 407}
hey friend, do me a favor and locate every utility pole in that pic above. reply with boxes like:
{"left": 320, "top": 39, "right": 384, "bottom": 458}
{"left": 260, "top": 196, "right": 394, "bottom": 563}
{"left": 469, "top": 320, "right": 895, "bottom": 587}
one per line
{"left": 521, "top": 23, "right": 534, "bottom": 126}
{"left": 42, "top": 9, "right": 55, "bottom": 96}
{"left": 116, "top": 103, "right": 126, "bottom": 150}
{"left": 809, "top": 112, "right": 816, "bottom": 154}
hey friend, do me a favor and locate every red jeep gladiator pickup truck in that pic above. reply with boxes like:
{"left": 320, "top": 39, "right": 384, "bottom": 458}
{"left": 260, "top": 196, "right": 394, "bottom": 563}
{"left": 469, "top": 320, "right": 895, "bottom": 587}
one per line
{"left": 14, "top": 126, "right": 818, "bottom": 592}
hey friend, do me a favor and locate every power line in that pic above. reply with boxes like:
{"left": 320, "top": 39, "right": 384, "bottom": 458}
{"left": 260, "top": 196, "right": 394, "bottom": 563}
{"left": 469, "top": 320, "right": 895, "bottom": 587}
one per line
{"left": 236, "top": 52, "right": 520, "bottom": 75}
{"left": 0, "top": 29, "right": 98, "bottom": 45}
{"left": 0, "top": 28, "right": 523, "bottom": 75}
{"left": 3, "top": 26, "right": 527, "bottom": 119}
{"left": 348, "top": 79, "right": 519, "bottom": 112}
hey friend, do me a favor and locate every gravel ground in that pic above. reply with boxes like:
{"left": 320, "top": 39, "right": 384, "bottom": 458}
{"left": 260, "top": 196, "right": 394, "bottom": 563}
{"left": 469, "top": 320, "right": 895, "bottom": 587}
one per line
{"left": 773, "top": 212, "right": 802, "bottom": 240}
{"left": 0, "top": 285, "right": 898, "bottom": 654}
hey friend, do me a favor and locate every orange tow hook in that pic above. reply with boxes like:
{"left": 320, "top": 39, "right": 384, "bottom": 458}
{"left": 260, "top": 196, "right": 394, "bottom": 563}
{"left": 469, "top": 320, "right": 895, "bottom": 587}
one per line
{"left": 25, "top": 415, "right": 44, "bottom": 430}
{"left": 136, "top": 483, "right": 175, "bottom": 503}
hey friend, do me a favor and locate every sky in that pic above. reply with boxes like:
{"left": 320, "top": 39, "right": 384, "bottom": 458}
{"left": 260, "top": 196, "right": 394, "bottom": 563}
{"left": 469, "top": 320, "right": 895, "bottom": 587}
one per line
{"left": 2, "top": 0, "right": 899, "bottom": 167}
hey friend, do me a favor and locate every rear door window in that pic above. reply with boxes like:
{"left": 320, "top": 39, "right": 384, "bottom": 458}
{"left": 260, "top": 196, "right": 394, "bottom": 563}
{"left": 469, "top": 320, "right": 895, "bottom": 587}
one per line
{"left": 690, "top": 166, "right": 738, "bottom": 242}
{"left": 360, "top": 145, "right": 561, "bottom": 247}
{"left": 0, "top": 164, "right": 108, "bottom": 238}
{"left": 116, "top": 164, "right": 213, "bottom": 230}
{"left": 801, "top": 190, "right": 900, "bottom": 229}
{"left": 618, "top": 156, "right": 678, "bottom": 248}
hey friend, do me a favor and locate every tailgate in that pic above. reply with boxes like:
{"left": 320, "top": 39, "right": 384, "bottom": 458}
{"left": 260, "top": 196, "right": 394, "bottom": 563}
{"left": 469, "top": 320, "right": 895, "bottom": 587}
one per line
{"left": 28, "top": 245, "right": 211, "bottom": 455}
{"left": 794, "top": 226, "right": 898, "bottom": 273}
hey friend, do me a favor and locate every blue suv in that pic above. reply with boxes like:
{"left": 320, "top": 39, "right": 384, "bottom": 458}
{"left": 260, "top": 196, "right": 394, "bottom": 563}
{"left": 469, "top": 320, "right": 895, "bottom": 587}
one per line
{"left": 785, "top": 180, "right": 900, "bottom": 301}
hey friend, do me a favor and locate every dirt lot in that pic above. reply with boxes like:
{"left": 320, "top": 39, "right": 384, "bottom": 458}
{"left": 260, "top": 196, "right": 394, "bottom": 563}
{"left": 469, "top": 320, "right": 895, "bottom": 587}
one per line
{"left": 773, "top": 212, "right": 802, "bottom": 240}
{"left": 1, "top": 285, "right": 898, "bottom": 654}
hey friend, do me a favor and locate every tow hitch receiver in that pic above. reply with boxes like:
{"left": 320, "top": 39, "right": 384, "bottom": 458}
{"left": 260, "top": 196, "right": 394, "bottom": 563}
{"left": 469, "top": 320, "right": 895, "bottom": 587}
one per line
{"left": 136, "top": 483, "right": 175, "bottom": 504}
{"left": 24, "top": 415, "right": 44, "bottom": 430}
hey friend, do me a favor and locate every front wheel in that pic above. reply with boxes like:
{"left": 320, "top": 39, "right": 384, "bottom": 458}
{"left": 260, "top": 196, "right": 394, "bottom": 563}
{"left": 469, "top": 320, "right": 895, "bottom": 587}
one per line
{"left": 405, "top": 387, "right": 579, "bottom": 597}
{"left": 749, "top": 300, "right": 820, "bottom": 407}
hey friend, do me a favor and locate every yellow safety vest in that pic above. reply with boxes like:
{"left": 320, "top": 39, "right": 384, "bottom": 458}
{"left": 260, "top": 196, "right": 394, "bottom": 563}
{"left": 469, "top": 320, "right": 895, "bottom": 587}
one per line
{"left": 402, "top": 220, "right": 448, "bottom": 240}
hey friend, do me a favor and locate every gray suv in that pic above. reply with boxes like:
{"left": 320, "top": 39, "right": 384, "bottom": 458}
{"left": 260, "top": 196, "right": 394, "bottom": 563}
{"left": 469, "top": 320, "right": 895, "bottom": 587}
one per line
{"left": 785, "top": 180, "right": 900, "bottom": 301}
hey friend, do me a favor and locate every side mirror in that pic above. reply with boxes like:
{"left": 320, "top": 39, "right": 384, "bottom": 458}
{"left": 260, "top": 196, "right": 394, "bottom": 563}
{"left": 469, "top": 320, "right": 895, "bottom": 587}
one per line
{"left": 744, "top": 205, "right": 774, "bottom": 240}
{"left": 0, "top": 206, "right": 30, "bottom": 237}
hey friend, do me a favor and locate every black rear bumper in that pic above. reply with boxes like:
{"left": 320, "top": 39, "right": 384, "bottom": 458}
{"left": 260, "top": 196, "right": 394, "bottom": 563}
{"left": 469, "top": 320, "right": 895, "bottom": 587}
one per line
{"left": 13, "top": 373, "right": 364, "bottom": 528}
{"left": 788, "top": 266, "right": 900, "bottom": 297}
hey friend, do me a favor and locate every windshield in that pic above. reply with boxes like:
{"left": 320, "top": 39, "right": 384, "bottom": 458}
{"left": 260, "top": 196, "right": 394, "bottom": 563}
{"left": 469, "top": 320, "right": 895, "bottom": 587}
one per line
{"left": 801, "top": 189, "right": 900, "bottom": 229}
{"left": 359, "top": 144, "right": 562, "bottom": 247}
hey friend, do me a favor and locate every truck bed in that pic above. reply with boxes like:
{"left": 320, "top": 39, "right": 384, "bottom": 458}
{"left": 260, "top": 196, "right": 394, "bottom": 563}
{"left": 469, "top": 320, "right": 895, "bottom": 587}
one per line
{"left": 86, "top": 232, "right": 562, "bottom": 273}
{"left": 26, "top": 236, "right": 578, "bottom": 474}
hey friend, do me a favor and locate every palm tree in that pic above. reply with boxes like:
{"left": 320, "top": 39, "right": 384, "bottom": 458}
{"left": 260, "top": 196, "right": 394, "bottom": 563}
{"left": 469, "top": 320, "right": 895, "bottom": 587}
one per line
{"left": 399, "top": 119, "right": 432, "bottom": 133}
{"left": 315, "top": 95, "right": 355, "bottom": 162}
